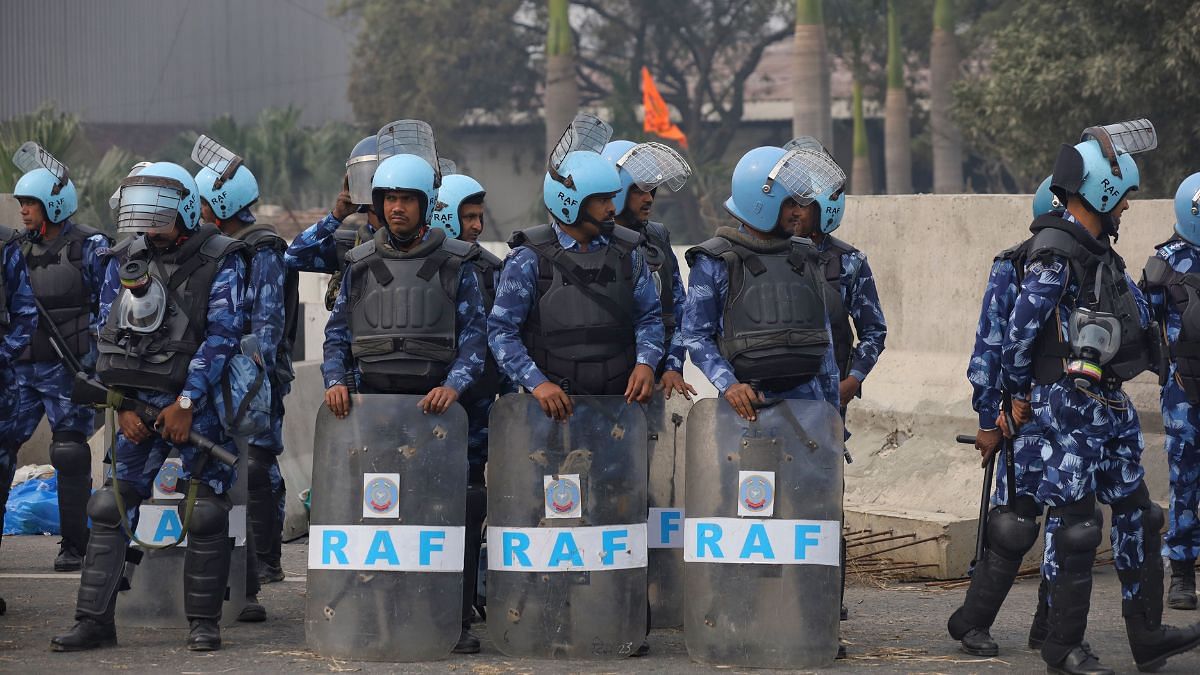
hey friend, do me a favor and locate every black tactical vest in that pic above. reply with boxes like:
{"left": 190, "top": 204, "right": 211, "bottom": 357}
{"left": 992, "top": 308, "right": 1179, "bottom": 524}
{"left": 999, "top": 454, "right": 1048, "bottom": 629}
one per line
{"left": 20, "top": 223, "right": 110, "bottom": 362}
{"left": 686, "top": 227, "right": 830, "bottom": 391}
{"left": 1143, "top": 236, "right": 1200, "bottom": 404}
{"left": 325, "top": 221, "right": 374, "bottom": 310}
{"left": 97, "top": 225, "right": 245, "bottom": 395}
{"left": 346, "top": 227, "right": 470, "bottom": 395}
{"left": 816, "top": 236, "right": 857, "bottom": 380}
{"left": 0, "top": 225, "right": 21, "bottom": 328}
{"left": 630, "top": 220, "right": 677, "bottom": 375}
{"left": 235, "top": 223, "right": 300, "bottom": 386}
{"left": 510, "top": 223, "right": 641, "bottom": 396}
{"left": 1026, "top": 215, "right": 1151, "bottom": 387}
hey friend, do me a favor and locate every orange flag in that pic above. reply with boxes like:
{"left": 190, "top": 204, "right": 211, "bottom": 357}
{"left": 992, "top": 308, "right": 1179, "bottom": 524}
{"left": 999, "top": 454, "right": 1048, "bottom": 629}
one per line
{"left": 642, "top": 66, "right": 688, "bottom": 149}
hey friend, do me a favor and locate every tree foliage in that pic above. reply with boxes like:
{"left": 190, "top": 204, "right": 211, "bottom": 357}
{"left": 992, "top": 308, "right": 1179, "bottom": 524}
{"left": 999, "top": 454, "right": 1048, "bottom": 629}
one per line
{"left": 953, "top": 0, "right": 1200, "bottom": 195}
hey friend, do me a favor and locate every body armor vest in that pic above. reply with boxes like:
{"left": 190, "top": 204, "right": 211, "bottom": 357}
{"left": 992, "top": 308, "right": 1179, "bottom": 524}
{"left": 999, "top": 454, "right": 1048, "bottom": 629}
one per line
{"left": 463, "top": 244, "right": 503, "bottom": 400}
{"left": 20, "top": 223, "right": 109, "bottom": 362}
{"left": 686, "top": 227, "right": 830, "bottom": 392}
{"left": 0, "top": 225, "right": 21, "bottom": 328}
{"left": 1026, "top": 215, "right": 1151, "bottom": 388}
{"left": 346, "top": 227, "right": 470, "bottom": 395}
{"left": 97, "top": 225, "right": 245, "bottom": 395}
{"left": 632, "top": 220, "right": 677, "bottom": 375}
{"left": 1143, "top": 236, "right": 1200, "bottom": 404}
{"left": 235, "top": 223, "right": 299, "bottom": 386}
{"left": 325, "top": 221, "right": 374, "bottom": 310}
{"left": 816, "top": 236, "right": 857, "bottom": 380}
{"left": 509, "top": 223, "right": 641, "bottom": 396}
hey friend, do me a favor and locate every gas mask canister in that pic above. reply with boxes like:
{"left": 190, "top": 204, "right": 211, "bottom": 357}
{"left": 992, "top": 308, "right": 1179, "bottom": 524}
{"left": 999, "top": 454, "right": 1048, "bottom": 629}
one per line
{"left": 115, "top": 260, "right": 167, "bottom": 334}
{"left": 1067, "top": 308, "right": 1121, "bottom": 388}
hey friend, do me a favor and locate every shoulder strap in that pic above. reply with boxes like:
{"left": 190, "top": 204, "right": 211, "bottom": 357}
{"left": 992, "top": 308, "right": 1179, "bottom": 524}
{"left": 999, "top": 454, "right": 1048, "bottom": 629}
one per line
{"left": 608, "top": 224, "right": 644, "bottom": 255}
{"left": 345, "top": 239, "right": 377, "bottom": 266}
{"left": 0, "top": 225, "right": 21, "bottom": 246}
{"left": 508, "top": 224, "right": 556, "bottom": 250}
{"left": 237, "top": 224, "right": 286, "bottom": 252}
{"left": 69, "top": 223, "right": 109, "bottom": 243}
{"left": 684, "top": 236, "right": 733, "bottom": 266}
{"left": 441, "top": 236, "right": 474, "bottom": 259}
{"left": 823, "top": 235, "right": 857, "bottom": 255}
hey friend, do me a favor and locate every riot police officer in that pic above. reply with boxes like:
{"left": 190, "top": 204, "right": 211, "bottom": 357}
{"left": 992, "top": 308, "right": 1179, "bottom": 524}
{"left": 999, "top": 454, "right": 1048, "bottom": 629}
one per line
{"left": 10, "top": 143, "right": 109, "bottom": 572}
{"left": 948, "top": 177, "right": 1063, "bottom": 657}
{"left": 0, "top": 204, "right": 39, "bottom": 615}
{"left": 50, "top": 161, "right": 247, "bottom": 652}
{"left": 193, "top": 135, "right": 297, "bottom": 612}
{"left": 1002, "top": 120, "right": 1200, "bottom": 674}
{"left": 1143, "top": 171, "right": 1200, "bottom": 612}
{"left": 487, "top": 120, "right": 663, "bottom": 419}
{"left": 601, "top": 140, "right": 696, "bottom": 399}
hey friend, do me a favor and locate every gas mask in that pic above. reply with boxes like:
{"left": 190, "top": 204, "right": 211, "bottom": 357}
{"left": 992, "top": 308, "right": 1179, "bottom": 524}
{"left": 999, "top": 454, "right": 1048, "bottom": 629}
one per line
{"left": 1067, "top": 308, "right": 1122, "bottom": 388}
{"left": 114, "top": 260, "right": 167, "bottom": 334}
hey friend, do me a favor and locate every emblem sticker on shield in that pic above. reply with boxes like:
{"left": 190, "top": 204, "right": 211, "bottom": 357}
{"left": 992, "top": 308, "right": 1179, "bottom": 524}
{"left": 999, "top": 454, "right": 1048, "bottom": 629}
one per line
{"left": 362, "top": 473, "right": 401, "bottom": 519}
{"left": 543, "top": 474, "right": 583, "bottom": 519}
{"left": 737, "top": 471, "right": 776, "bottom": 517}
{"left": 152, "top": 458, "right": 184, "bottom": 500}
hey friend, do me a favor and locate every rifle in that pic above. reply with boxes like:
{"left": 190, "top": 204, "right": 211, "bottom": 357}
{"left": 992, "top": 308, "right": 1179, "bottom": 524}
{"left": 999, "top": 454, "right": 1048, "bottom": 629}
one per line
{"left": 31, "top": 295, "right": 236, "bottom": 468}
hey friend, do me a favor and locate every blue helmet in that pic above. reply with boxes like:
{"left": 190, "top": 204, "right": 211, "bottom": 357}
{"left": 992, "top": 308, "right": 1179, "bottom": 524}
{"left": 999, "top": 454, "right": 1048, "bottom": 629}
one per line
{"left": 1174, "top": 172, "right": 1200, "bottom": 246}
{"left": 114, "top": 161, "right": 201, "bottom": 234}
{"left": 11, "top": 142, "right": 77, "bottom": 224}
{"left": 1050, "top": 119, "right": 1156, "bottom": 215}
{"left": 194, "top": 165, "right": 259, "bottom": 221}
{"left": 543, "top": 150, "right": 621, "bottom": 226}
{"left": 372, "top": 154, "right": 438, "bottom": 226}
{"left": 430, "top": 174, "right": 485, "bottom": 238}
{"left": 1032, "top": 175, "right": 1064, "bottom": 218}
{"left": 601, "top": 140, "right": 638, "bottom": 213}
{"left": 346, "top": 135, "right": 379, "bottom": 206}
{"left": 813, "top": 183, "right": 846, "bottom": 234}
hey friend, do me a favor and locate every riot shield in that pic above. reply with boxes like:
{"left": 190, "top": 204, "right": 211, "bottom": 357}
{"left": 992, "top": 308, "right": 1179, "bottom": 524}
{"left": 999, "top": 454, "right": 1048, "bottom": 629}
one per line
{"left": 116, "top": 440, "right": 250, "bottom": 627}
{"left": 305, "top": 394, "right": 468, "bottom": 662}
{"left": 646, "top": 391, "right": 690, "bottom": 628}
{"left": 683, "top": 398, "right": 844, "bottom": 669}
{"left": 486, "top": 393, "right": 647, "bottom": 659}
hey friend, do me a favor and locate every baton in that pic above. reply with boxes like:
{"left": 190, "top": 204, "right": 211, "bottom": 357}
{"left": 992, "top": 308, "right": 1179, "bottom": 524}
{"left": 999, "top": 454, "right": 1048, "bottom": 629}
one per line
{"left": 958, "top": 433, "right": 993, "bottom": 576}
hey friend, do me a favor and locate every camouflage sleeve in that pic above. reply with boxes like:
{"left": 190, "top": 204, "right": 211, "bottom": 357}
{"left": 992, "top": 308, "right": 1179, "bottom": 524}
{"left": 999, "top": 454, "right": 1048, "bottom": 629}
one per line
{"left": 0, "top": 243, "right": 37, "bottom": 367}
{"left": 630, "top": 248, "right": 666, "bottom": 369}
{"left": 663, "top": 244, "right": 688, "bottom": 373}
{"left": 97, "top": 255, "right": 120, "bottom": 327}
{"left": 445, "top": 265, "right": 487, "bottom": 395}
{"left": 321, "top": 262, "right": 354, "bottom": 389}
{"left": 817, "top": 317, "right": 840, "bottom": 408}
{"left": 968, "top": 260, "right": 1017, "bottom": 430}
{"left": 845, "top": 253, "right": 887, "bottom": 383}
{"left": 681, "top": 254, "right": 738, "bottom": 394}
{"left": 1126, "top": 272, "right": 1151, "bottom": 328}
{"left": 180, "top": 254, "right": 246, "bottom": 405}
{"left": 284, "top": 213, "right": 343, "bottom": 272}
{"left": 83, "top": 233, "right": 110, "bottom": 335}
{"left": 1002, "top": 254, "right": 1070, "bottom": 397}
{"left": 248, "top": 248, "right": 287, "bottom": 374}
{"left": 487, "top": 248, "right": 548, "bottom": 391}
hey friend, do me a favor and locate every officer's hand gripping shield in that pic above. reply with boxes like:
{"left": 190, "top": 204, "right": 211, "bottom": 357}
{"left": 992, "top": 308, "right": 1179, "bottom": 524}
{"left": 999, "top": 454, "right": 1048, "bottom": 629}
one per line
{"left": 486, "top": 393, "right": 648, "bottom": 658}
{"left": 683, "top": 398, "right": 844, "bottom": 669}
{"left": 645, "top": 391, "right": 691, "bottom": 628}
{"left": 305, "top": 394, "right": 468, "bottom": 662}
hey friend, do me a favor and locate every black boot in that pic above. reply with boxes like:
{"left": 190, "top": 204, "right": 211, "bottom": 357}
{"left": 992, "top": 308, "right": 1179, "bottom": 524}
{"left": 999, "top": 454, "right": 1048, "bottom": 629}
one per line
{"left": 1121, "top": 559, "right": 1200, "bottom": 672}
{"left": 453, "top": 626, "right": 481, "bottom": 654}
{"left": 1041, "top": 503, "right": 1105, "bottom": 674}
{"left": 182, "top": 490, "right": 232, "bottom": 651}
{"left": 54, "top": 472, "right": 92, "bottom": 572}
{"left": 54, "top": 539, "right": 84, "bottom": 573}
{"left": 1168, "top": 559, "right": 1197, "bottom": 611}
{"left": 50, "top": 491, "right": 132, "bottom": 652}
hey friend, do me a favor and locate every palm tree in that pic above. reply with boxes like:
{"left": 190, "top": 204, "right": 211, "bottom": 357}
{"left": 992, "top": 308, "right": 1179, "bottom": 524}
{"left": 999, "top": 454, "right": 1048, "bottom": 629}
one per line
{"left": 544, "top": 0, "right": 580, "bottom": 156}
{"left": 883, "top": 0, "right": 911, "bottom": 194}
{"left": 791, "top": 0, "right": 832, "bottom": 146}
{"left": 930, "top": 0, "right": 963, "bottom": 193}
{"left": 850, "top": 79, "right": 873, "bottom": 194}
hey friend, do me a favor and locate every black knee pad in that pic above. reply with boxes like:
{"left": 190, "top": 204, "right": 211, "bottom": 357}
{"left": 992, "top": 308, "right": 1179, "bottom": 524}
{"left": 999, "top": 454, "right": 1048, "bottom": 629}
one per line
{"left": 1110, "top": 481, "right": 1152, "bottom": 516}
{"left": 247, "top": 446, "right": 274, "bottom": 491}
{"left": 1048, "top": 495, "right": 1103, "bottom": 555}
{"left": 87, "top": 484, "right": 141, "bottom": 529}
{"left": 49, "top": 440, "right": 91, "bottom": 476}
{"left": 1145, "top": 502, "right": 1165, "bottom": 533}
{"left": 987, "top": 506, "right": 1040, "bottom": 560}
{"left": 180, "top": 491, "right": 232, "bottom": 538}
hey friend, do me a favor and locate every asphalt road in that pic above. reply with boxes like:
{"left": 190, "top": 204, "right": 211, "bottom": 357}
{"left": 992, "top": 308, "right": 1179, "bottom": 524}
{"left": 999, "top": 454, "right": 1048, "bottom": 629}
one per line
{"left": 2, "top": 535, "right": 1200, "bottom": 673}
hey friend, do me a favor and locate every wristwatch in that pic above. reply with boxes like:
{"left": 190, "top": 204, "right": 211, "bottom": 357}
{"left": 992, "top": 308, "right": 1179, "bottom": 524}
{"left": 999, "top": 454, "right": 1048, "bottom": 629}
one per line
{"left": 177, "top": 396, "right": 193, "bottom": 411}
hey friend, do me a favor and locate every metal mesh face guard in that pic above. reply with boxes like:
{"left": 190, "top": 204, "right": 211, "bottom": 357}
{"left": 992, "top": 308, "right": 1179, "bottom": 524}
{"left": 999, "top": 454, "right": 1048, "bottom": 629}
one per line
{"left": 1081, "top": 118, "right": 1157, "bottom": 156}
{"left": 765, "top": 148, "right": 846, "bottom": 206}
{"left": 109, "top": 162, "right": 153, "bottom": 210}
{"left": 115, "top": 174, "right": 188, "bottom": 233}
{"left": 376, "top": 119, "right": 440, "bottom": 181}
{"left": 783, "top": 136, "right": 831, "bottom": 156}
{"left": 191, "top": 134, "right": 244, "bottom": 188}
{"left": 548, "top": 113, "right": 613, "bottom": 183}
{"left": 617, "top": 142, "right": 692, "bottom": 192}
{"left": 12, "top": 141, "right": 69, "bottom": 192}
{"left": 438, "top": 157, "right": 458, "bottom": 176}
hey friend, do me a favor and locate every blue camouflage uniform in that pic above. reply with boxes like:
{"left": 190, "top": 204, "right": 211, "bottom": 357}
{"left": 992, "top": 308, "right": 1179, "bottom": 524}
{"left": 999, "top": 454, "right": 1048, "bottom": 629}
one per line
{"left": 100, "top": 251, "right": 246, "bottom": 500}
{"left": 820, "top": 238, "right": 887, "bottom": 387}
{"left": 322, "top": 230, "right": 487, "bottom": 416}
{"left": 681, "top": 246, "right": 840, "bottom": 407}
{"left": 284, "top": 213, "right": 374, "bottom": 272}
{"left": 1002, "top": 213, "right": 1151, "bottom": 597}
{"left": 11, "top": 222, "right": 108, "bottom": 447}
{"left": 488, "top": 223, "right": 665, "bottom": 391}
{"left": 462, "top": 258, "right": 516, "bottom": 473}
{"left": 969, "top": 253, "right": 1043, "bottom": 505}
{"left": 1145, "top": 237, "right": 1200, "bottom": 562}
{"left": 0, "top": 238, "right": 40, "bottom": 518}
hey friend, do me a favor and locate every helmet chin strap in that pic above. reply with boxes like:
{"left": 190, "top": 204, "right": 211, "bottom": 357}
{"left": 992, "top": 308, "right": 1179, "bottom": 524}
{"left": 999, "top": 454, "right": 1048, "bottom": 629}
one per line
{"left": 579, "top": 211, "right": 616, "bottom": 236}
{"left": 1080, "top": 196, "right": 1120, "bottom": 242}
{"left": 388, "top": 223, "right": 427, "bottom": 248}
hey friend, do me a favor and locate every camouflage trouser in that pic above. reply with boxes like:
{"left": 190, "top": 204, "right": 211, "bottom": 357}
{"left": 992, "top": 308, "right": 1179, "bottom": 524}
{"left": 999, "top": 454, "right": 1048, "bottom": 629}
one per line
{"left": 991, "top": 424, "right": 1045, "bottom": 507}
{"left": 0, "top": 365, "right": 17, "bottom": 529}
{"left": 11, "top": 361, "right": 94, "bottom": 444}
{"left": 1162, "top": 376, "right": 1200, "bottom": 562}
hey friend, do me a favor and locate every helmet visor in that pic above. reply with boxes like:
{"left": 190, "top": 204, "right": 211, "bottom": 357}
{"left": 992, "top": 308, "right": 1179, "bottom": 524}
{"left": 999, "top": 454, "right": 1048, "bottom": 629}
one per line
{"left": 617, "top": 142, "right": 692, "bottom": 192}
{"left": 12, "top": 141, "right": 69, "bottom": 189}
{"left": 549, "top": 113, "right": 613, "bottom": 175}
{"left": 783, "top": 136, "right": 831, "bottom": 155}
{"left": 115, "top": 175, "right": 188, "bottom": 233}
{"left": 346, "top": 155, "right": 379, "bottom": 205}
{"left": 1081, "top": 118, "right": 1157, "bottom": 156}
{"left": 191, "top": 134, "right": 243, "bottom": 186}
{"left": 376, "top": 119, "right": 439, "bottom": 178}
{"left": 438, "top": 157, "right": 458, "bottom": 176}
{"left": 767, "top": 148, "right": 846, "bottom": 206}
